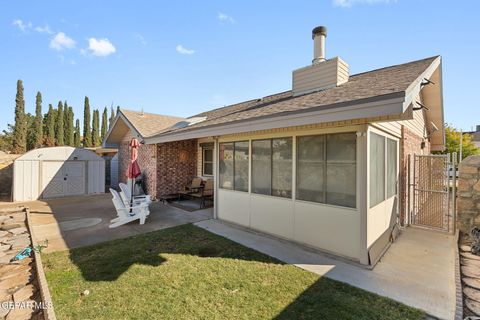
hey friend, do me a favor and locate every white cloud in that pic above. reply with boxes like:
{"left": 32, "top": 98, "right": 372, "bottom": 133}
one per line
{"left": 87, "top": 38, "right": 116, "bottom": 56}
{"left": 176, "top": 44, "right": 195, "bottom": 55}
{"left": 35, "top": 25, "right": 53, "bottom": 34}
{"left": 135, "top": 34, "right": 147, "bottom": 45}
{"left": 12, "top": 19, "right": 32, "bottom": 32}
{"left": 333, "top": 0, "right": 397, "bottom": 7}
{"left": 218, "top": 12, "right": 235, "bottom": 23}
{"left": 49, "top": 32, "right": 76, "bottom": 51}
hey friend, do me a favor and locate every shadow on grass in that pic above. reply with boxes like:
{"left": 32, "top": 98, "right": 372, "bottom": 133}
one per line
{"left": 274, "top": 277, "right": 424, "bottom": 320}
{"left": 65, "top": 223, "right": 281, "bottom": 282}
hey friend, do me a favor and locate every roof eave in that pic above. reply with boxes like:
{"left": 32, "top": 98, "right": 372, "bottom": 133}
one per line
{"left": 144, "top": 94, "right": 406, "bottom": 144}
{"left": 103, "top": 110, "right": 143, "bottom": 147}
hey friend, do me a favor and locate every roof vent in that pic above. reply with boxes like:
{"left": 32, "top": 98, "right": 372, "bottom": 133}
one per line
{"left": 292, "top": 26, "right": 349, "bottom": 96}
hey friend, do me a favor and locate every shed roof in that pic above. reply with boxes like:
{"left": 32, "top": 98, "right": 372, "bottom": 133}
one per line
{"left": 16, "top": 146, "right": 104, "bottom": 161}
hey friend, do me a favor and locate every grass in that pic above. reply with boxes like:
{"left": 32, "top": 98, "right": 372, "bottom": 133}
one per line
{"left": 42, "top": 224, "right": 424, "bottom": 320}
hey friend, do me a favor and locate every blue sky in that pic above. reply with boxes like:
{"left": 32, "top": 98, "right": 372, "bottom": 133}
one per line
{"left": 0, "top": 0, "right": 479, "bottom": 132}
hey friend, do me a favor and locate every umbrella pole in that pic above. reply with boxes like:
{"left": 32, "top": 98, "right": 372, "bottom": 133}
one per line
{"left": 129, "top": 146, "right": 133, "bottom": 213}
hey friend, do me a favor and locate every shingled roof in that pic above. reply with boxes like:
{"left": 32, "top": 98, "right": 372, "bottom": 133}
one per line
{"left": 121, "top": 109, "right": 185, "bottom": 138}
{"left": 153, "top": 55, "right": 438, "bottom": 136}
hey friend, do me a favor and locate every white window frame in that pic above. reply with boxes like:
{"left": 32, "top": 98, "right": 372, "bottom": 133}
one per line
{"left": 202, "top": 147, "right": 214, "bottom": 176}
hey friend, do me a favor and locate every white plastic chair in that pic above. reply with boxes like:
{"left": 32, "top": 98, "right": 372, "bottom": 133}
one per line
{"left": 119, "top": 183, "right": 152, "bottom": 205}
{"left": 109, "top": 188, "right": 149, "bottom": 228}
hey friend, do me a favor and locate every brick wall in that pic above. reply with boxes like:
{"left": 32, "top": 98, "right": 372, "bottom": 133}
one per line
{"left": 399, "top": 125, "right": 430, "bottom": 225}
{"left": 156, "top": 139, "right": 198, "bottom": 196}
{"left": 118, "top": 143, "right": 157, "bottom": 198}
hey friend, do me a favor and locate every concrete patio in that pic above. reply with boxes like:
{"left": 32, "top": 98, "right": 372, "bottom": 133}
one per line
{"left": 195, "top": 219, "right": 458, "bottom": 319}
{"left": 2, "top": 194, "right": 212, "bottom": 253}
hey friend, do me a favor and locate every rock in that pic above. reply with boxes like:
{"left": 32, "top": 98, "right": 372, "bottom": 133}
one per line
{"left": 0, "top": 270, "right": 31, "bottom": 292}
{"left": 465, "top": 286, "right": 480, "bottom": 303}
{"left": 462, "top": 245, "right": 473, "bottom": 252}
{"left": 5, "top": 303, "right": 34, "bottom": 320}
{"left": 15, "top": 257, "right": 33, "bottom": 267}
{"left": 0, "top": 252, "right": 16, "bottom": 264}
{"left": 7, "top": 227, "right": 27, "bottom": 235}
{"left": 0, "top": 244, "right": 11, "bottom": 252}
{"left": 0, "top": 216, "right": 10, "bottom": 223}
{"left": 0, "top": 231, "right": 9, "bottom": 238}
{"left": 465, "top": 278, "right": 480, "bottom": 290}
{"left": 466, "top": 298, "right": 480, "bottom": 315}
{"left": 462, "top": 258, "right": 480, "bottom": 267}
{"left": 462, "top": 252, "right": 480, "bottom": 261}
{"left": 13, "top": 284, "right": 35, "bottom": 303}
{"left": 0, "top": 224, "right": 21, "bottom": 231}
{"left": 9, "top": 239, "right": 31, "bottom": 250}
{"left": 0, "top": 300, "right": 10, "bottom": 317}
{"left": 463, "top": 266, "right": 480, "bottom": 278}
{"left": 8, "top": 213, "right": 25, "bottom": 223}
{"left": 0, "top": 265, "right": 30, "bottom": 281}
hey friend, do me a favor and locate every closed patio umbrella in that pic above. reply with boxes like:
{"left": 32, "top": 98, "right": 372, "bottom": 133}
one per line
{"left": 126, "top": 138, "right": 141, "bottom": 209}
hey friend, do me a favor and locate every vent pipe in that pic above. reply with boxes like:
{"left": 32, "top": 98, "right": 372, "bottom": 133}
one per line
{"left": 312, "top": 26, "right": 327, "bottom": 65}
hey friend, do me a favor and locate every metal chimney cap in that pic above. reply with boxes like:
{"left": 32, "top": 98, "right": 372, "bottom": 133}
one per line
{"left": 312, "top": 26, "right": 327, "bottom": 39}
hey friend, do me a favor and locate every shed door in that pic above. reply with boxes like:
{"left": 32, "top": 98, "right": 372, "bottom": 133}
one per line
{"left": 42, "top": 161, "right": 86, "bottom": 198}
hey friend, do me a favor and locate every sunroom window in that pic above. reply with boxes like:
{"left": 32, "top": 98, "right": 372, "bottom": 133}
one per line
{"left": 219, "top": 141, "right": 249, "bottom": 192}
{"left": 369, "top": 132, "right": 398, "bottom": 208}
{"left": 296, "top": 132, "right": 356, "bottom": 208}
{"left": 252, "top": 137, "right": 292, "bottom": 198}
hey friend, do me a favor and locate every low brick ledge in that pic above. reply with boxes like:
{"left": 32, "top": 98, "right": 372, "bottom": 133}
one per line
{"left": 25, "top": 209, "right": 56, "bottom": 320}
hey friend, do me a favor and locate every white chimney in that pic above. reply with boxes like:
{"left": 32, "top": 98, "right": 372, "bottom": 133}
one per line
{"left": 292, "top": 26, "right": 349, "bottom": 96}
{"left": 312, "top": 26, "right": 327, "bottom": 65}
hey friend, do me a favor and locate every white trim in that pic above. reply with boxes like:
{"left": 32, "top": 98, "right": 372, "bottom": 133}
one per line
{"left": 103, "top": 110, "right": 143, "bottom": 147}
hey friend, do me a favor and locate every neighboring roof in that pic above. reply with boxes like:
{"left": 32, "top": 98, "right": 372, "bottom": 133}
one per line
{"left": 121, "top": 109, "right": 185, "bottom": 138}
{"left": 150, "top": 55, "right": 439, "bottom": 138}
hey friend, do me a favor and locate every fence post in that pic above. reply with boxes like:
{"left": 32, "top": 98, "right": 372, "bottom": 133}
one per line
{"left": 452, "top": 152, "right": 457, "bottom": 233}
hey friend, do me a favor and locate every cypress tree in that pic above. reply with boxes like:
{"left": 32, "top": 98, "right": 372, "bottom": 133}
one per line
{"left": 74, "top": 119, "right": 81, "bottom": 147}
{"left": 101, "top": 107, "right": 108, "bottom": 142}
{"left": 33, "top": 91, "right": 43, "bottom": 148}
{"left": 92, "top": 109, "right": 100, "bottom": 147}
{"left": 83, "top": 97, "right": 92, "bottom": 147}
{"left": 25, "top": 113, "right": 36, "bottom": 151}
{"left": 109, "top": 106, "right": 116, "bottom": 129}
{"left": 56, "top": 101, "right": 65, "bottom": 145}
{"left": 12, "top": 80, "right": 27, "bottom": 153}
{"left": 64, "top": 103, "right": 74, "bottom": 146}
{"left": 45, "top": 104, "right": 56, "bottom": 146}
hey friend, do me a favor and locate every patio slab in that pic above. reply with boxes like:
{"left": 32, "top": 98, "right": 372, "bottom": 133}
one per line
{"left": 195, "top": 219, "right": 457, "bottom": 319}
{"left": 2, "top": 194, "right": 212, "bottom": 253}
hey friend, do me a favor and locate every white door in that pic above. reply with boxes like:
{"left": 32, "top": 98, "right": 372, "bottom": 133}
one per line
{"left": 42, "top": 161, "right": 86, "bottom": 198}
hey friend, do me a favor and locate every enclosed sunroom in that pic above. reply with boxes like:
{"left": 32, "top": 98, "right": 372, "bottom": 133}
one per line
{"left": 214, "top": 124, "right": 399, "bottom": 266}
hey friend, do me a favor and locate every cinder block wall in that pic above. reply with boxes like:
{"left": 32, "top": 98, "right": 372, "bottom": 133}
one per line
{"left": 399, "top": 126, "right": 430, "bottom": 226}
{"left": 457, "top": 155, "right": 480, "bottom": 234}
{"left": 156, "top": 139, "right": 197, "bottom": 197}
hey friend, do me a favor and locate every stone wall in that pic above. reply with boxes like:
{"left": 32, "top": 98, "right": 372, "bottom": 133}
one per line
{"left": 156, "top": 139, "right": 197, "bottom": 197}
{"left": 399, "top": 126, "right": 430, "bottom": 226}
{"left": 457, "top": 155, "right": 480, "bottom": 234}
{"left": 118, "top": 143, "right": 157, "bottom": 198}
{"left": 0, "top": 154, "right": 21, "bottom": 201}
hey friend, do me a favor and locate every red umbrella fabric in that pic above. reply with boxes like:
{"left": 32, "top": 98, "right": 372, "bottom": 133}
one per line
{"left": 126, "top": 138, "right": 141, "bottom": 210}
{"left": 126, "top": 138, "right": 141, "bottom": 179}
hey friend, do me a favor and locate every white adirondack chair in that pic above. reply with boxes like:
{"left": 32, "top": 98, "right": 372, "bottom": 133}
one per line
{"left": 119, "top": 182, "right": 152, "bottom": 206}
{"left": 109, "top": 188, "right": 149, "bottom": 228}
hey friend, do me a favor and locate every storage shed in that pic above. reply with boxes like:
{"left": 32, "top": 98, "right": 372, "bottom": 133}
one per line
{"left": 13, "top": 146, "right": 105, "bottom": 201}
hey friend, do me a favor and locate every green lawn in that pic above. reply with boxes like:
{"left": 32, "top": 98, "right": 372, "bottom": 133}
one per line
{"left": 42, "top": 224, "right": 424, "bottom": 320}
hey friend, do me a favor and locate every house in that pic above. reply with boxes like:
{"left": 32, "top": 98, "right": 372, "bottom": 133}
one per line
{"left": 104, "top": 26, "right": 445, "bottom": 266}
